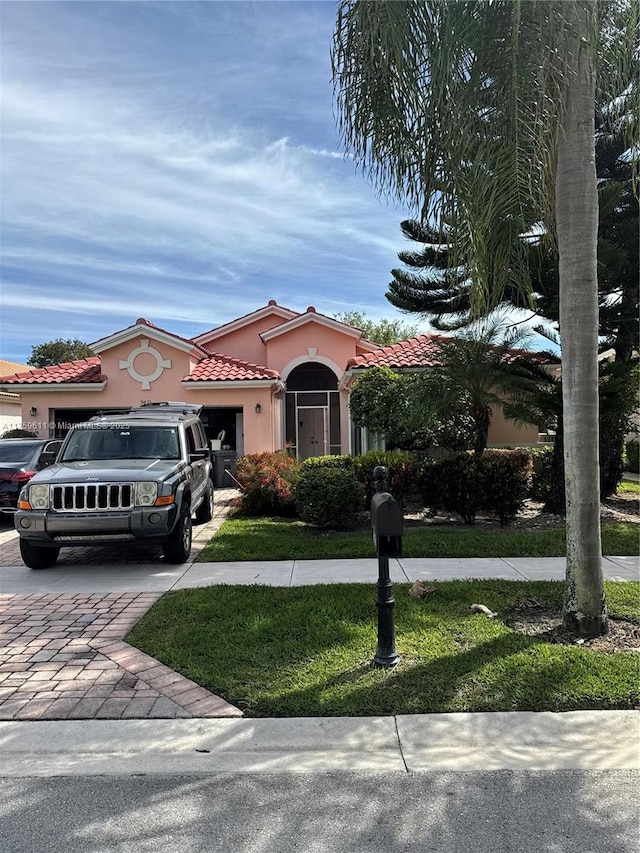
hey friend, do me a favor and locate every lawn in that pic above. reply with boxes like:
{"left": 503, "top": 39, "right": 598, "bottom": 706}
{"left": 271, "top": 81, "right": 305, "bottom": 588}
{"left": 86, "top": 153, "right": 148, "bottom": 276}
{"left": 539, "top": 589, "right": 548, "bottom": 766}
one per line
{"left": 126, "top": 580, "right": 640, "bottom": 717}
{"left": 196, "top": 517, "right": 639, "bottom": 562}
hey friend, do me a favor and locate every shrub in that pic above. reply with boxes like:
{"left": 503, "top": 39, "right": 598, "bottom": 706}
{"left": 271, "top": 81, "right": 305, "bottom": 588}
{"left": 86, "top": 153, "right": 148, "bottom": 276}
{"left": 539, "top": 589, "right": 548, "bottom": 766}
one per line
{"left": 419, "top": 449, "right": 532, "bottom": 526}
{"left": 1, "top": 428, "right": 37, "bottom": 438}
{"left": 300, "top": 454, "right": 353, "bottom": 471}
{"left": 351, "top": 450, "right": 418, "bottom": 507}
{"left": 625, "top": 440, "right": 640, "bottom": 474}
{"left": 481, "top": 449, "right": 532, "bottom": 526}
{"left": 234, "top": 452, "right": 301, "bottom": 516}
{"left": 294, "top": 467, "right": 365, "bottom": 529}
{"left": 529, "top": 445, "right": 555, "bottom": 501}
{"left": 421, "top": 453, "right": 482, "bottom": 523}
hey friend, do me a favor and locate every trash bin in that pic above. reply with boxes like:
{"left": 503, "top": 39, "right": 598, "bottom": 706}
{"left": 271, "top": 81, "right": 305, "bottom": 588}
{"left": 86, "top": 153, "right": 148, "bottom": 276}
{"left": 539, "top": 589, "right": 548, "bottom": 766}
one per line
{"left": 213, "top": 450, "right": 237, "bottom": 488}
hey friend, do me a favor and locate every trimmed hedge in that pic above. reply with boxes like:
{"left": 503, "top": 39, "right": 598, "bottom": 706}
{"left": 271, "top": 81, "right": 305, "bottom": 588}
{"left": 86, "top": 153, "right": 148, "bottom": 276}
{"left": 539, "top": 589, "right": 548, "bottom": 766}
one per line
{"left": 529, "top": 445, "right": 555, "bottom": 501}
{"left": 294, "top": 466, "right": 365, "bottom": 528}
{"left": 419, "top": 449, "right": 532, "bottom": 526}
{"left": 234, "top": 452, "right": 301, "bottom": 516}
{"left": 625, "top": 440, "right": 640, "bottom": 474}
{"left": 350, "top": 450, "right": 418, "bottom": 507}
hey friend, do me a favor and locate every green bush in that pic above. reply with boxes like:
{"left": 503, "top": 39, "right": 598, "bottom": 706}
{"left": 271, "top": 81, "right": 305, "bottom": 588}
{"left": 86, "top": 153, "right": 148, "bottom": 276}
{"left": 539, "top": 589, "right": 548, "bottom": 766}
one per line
{"left": 1, "top": 428, "right": 37, "bottom": 438}
{"left": 351, "top": 450, "right": 417, "bottom": 506}
{"left": 300, "top": 454, "right": 353, "bottom": 471}
{"left": 419, "top": 450, "right": 532, "bottom": 526}
{"left": 481, "top": 449, "right": 532, "bottom": 526}
{"left": 234, "top": 452, "right": 301, "bottom": 517}
{"left": 529, "top": 445, "right": 555, "bottom": 501}
{"left": 625, "top": 440, "right": 640, "bottom": 474}
{"left": 294, "top": 467, "right": 365, "bottom": 528}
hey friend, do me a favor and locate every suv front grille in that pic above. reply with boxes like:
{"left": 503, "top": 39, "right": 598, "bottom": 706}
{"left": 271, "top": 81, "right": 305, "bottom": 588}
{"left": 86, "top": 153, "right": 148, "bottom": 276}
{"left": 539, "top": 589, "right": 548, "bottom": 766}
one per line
{"left": 51, "top": 483, "right": 134, "bottom": 512}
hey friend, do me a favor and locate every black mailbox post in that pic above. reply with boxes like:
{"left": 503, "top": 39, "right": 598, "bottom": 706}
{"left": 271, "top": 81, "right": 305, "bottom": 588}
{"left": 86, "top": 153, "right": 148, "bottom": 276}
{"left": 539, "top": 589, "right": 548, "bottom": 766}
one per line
{"left": 371, "top": 466, "right": 401, "bottom": 667}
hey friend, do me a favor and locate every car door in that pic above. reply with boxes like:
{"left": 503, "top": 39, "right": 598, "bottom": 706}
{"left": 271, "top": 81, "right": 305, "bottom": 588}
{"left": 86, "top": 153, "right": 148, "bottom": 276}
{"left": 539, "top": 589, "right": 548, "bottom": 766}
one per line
{"left": 186, "top": 424, "right": 208, "bottom": 504}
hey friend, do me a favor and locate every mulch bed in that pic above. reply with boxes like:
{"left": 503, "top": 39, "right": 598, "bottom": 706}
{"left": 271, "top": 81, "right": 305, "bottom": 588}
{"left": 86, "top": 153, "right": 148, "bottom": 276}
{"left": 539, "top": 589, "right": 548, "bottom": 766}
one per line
{"left": 503, "top": 599, "right": 640, "bottom": 653}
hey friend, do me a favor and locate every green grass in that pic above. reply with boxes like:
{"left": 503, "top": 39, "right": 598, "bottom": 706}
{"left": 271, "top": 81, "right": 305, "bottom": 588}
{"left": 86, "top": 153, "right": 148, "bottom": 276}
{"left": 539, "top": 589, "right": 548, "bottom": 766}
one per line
{"left": 618, "top": 479, "right": 640, "bottom": 494}
{"left": 126, "top": 580, "right": 640, "bottom": 717}
{"left": 196, "top": 517, "right": 639, "bottom": 561}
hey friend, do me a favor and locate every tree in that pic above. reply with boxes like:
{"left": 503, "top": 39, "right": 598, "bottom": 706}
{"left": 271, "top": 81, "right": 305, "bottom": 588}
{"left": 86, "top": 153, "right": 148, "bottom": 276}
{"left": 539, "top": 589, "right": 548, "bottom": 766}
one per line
{"left": 349, "top": 365, "right": 476, "bottom": 451}
{"left": 389, "top": 121, "right": 639, "bottom": 501}
{"left": 333, "top": 0, "right": 637, "bottom": 636}
{"left": 334, "top": 311, "right": 421, "bottom": 345}
{"left": 422, "top": 322, "right": 554, "bottom": 457}
{"left": 28, "top": 339, "right": 95, "bottom": 368}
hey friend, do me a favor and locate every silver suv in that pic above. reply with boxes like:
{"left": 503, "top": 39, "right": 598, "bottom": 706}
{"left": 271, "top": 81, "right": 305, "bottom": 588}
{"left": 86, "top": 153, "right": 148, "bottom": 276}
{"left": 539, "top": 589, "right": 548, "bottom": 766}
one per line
{"left": 15, "top": 402, "right": 213, "bottom": 569}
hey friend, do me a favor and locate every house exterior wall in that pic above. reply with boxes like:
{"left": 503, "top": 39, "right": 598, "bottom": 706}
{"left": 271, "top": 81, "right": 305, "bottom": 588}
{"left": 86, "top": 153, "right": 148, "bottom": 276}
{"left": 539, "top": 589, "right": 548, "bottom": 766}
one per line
{"left": 200, "top": 315, "right": 283, "bottom": 363}
{"left": 3, "top": 311, "right": 545, "bottom": 455}
{"left": 487, "top": 406, "right": 540, "bottom": 446}
{"left": 0, "top": 397, "right": 23, "bottom": 434}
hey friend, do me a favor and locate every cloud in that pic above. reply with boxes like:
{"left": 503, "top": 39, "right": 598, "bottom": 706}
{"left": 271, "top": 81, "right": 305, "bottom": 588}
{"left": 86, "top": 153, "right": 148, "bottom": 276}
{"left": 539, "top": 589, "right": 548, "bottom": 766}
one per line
{"left": 0, "top": 2, "right": 412, "bottom": 360}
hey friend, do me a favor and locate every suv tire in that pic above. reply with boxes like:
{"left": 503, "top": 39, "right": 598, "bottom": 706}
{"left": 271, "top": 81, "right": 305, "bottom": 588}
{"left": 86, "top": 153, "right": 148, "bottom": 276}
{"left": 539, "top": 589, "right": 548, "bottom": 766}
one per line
{"left": 195, "top": 480, "right": 213, "bottom": 524}
{"left": 163, "top": 503, "right": 192, "bottom": 564}
{"left": 20, "top": 539, "right": 60, "bottom": 570}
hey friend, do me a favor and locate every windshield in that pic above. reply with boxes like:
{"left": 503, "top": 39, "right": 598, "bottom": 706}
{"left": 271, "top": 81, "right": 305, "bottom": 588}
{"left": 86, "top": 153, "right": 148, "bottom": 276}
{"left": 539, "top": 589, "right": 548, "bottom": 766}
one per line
{"left": 0, "top": 443, "right": 38, "bottom": 464}
{"left": 61, "top": 426, "right": 181, "bottom": 461}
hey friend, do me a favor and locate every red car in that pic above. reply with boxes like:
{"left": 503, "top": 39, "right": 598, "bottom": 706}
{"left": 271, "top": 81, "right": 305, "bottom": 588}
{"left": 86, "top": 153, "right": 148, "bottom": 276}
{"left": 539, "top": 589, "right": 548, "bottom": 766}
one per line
{"left": 0, "top": 439, "right": 63, "bottom": 514}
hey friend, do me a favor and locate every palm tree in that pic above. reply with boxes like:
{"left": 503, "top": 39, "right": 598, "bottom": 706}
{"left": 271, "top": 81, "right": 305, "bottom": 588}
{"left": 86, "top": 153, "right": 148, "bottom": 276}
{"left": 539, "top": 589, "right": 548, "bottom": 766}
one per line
{"left": 332, "top": 0, "right": 637, "bottom": 636}
{"left": 419, "top": 321, "right": 555, "bottom": 457}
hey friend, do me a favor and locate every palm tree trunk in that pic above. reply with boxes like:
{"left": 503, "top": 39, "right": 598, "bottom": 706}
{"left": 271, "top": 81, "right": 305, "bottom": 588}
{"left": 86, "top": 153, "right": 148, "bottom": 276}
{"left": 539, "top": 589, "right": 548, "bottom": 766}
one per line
{"left": 556, "top": 1, "right": 607, "bottom": 637}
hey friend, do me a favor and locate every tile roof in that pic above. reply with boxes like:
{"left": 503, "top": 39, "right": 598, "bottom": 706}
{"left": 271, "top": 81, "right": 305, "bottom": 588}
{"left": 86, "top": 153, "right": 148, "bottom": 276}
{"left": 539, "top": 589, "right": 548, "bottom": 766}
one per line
{"left": 0, "top": 358, "right": 106, "bottom": 385}
{"left": 184, "top": 353, "right": 280, "bottom": 382}
{"left": 347, "top": 335, "right": 445, "bottom": 369}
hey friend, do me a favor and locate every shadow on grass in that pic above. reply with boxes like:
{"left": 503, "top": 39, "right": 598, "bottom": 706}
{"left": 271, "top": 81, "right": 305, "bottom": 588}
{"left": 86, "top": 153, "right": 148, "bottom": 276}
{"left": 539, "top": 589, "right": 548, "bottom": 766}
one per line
{"left": 127, "top": 581, "right": 640, "bottom": 718}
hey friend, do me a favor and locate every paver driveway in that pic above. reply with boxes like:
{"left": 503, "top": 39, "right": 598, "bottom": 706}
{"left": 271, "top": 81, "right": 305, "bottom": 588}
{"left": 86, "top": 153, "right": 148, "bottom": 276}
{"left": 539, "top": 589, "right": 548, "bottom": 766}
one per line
{"left": 0, "top": 489, "right": 242, "bottom": 721}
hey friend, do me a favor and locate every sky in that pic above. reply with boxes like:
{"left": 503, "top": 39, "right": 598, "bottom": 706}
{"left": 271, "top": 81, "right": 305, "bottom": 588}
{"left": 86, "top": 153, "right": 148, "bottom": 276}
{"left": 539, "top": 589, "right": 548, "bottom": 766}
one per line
{"left": 0, "top": 0, "right": 427, "bottom": 365}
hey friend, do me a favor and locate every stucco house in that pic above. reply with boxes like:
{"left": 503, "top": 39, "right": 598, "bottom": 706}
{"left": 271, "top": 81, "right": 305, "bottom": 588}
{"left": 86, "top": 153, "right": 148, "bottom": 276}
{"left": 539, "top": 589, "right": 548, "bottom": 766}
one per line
{"left": 0, "top": 359, "right": 31, "bottom": 435}
{"left": 0, "top": 300, "right": 542, "bottom": 457}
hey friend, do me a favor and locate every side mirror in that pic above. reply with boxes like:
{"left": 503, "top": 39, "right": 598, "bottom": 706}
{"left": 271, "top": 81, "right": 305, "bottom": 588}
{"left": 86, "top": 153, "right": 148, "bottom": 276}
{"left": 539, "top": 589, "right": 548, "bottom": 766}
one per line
{"left": 39, "top": 451, "right": 57, "bottom": 468}
{"left": 189, "top": 448, "right": 210, "bottom": 462}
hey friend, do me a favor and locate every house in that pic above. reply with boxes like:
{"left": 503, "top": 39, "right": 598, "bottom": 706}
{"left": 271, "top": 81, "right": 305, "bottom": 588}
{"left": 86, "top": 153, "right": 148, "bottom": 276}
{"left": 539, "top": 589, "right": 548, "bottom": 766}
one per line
{"left": 0, "top": 301, "right": 543, "bottom": 457}
{"left": 0, "top": 359, "right": 31, "bottom": 435}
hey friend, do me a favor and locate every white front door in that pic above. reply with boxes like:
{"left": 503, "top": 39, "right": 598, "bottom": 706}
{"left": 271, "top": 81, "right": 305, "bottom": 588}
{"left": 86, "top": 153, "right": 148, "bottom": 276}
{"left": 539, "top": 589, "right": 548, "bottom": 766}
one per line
{"left": 297, "top": 407, "right": 327, "bottom": 460}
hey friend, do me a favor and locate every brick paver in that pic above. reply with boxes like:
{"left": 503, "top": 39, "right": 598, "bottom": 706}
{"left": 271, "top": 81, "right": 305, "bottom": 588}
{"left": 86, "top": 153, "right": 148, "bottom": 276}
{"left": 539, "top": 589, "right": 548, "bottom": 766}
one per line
{"left": 0, "top": 593, "right": 241, "bottom": 720}
{"left": 0, "top": 489, "right": 242, "bottom": 720}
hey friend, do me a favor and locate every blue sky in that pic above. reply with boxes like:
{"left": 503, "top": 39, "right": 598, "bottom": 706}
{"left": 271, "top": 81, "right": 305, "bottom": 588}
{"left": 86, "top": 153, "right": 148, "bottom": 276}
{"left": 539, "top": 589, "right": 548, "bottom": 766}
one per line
{"left": 1, "top": 0, "right": 423, "bottom": 364}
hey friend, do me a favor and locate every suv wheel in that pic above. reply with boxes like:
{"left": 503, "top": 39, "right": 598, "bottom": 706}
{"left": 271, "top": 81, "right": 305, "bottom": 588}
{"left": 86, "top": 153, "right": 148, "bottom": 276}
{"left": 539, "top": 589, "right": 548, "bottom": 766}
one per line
{"left": 195, "top": 481, "right": 213, "bottom": 524}
{"left": 162, "top": 504, "right": 192, "bottom": 564}
{"left": 20, "top": 538, "right": 60, "bottom": 570}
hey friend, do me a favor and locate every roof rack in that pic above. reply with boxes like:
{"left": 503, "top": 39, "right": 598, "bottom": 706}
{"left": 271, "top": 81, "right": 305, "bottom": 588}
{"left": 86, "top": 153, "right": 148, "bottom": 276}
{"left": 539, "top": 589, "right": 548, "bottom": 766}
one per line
{"left": 129, "top": 402, "right": 203, "bottom": 416}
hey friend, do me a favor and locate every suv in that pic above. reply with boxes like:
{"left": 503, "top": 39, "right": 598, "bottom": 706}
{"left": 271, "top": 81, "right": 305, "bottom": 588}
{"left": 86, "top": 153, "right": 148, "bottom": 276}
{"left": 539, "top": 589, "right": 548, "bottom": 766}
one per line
{"left": 14, "top": 402, "right": 213, "bottom": 569}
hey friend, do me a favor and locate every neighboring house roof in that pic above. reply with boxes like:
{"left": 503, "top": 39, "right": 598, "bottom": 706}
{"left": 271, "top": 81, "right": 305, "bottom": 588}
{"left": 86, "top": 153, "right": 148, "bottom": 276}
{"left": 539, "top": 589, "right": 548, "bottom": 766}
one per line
{"left": 0, "top": 359, "right": 30, "bottom": 375}
{"left": 0, "top": 360, "right": 30, "bottom": 401}
{"left": 183, "top": 353, "right": 280, "bottom": 383}
{"left": 0, "top": 358, "right": 107, "bottom": 386}
{"left": 347, "top": 335, "right": 445, "bottom": 370}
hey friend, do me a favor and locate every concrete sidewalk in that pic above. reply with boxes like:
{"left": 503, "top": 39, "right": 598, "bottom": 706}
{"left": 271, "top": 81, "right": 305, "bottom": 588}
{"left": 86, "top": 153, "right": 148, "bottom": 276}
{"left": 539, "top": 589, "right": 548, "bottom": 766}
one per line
{"left": 0, "top": 557, "right": 637, "bottom": 595}
{"left": 0, "top": 711, "right": 637, "bottom": 775}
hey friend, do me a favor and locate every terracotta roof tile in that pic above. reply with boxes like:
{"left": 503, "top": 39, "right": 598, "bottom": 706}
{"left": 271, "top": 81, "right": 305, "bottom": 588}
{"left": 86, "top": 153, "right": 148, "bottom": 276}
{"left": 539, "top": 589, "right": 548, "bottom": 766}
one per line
{"left": 0, "top": 357, "right": 106, "bottom": 385}
{"left": 347, "top": 335, "right": 445, "bottom": 369}
{"left": 184, "top": 353, "right": 280, "bottom": 382}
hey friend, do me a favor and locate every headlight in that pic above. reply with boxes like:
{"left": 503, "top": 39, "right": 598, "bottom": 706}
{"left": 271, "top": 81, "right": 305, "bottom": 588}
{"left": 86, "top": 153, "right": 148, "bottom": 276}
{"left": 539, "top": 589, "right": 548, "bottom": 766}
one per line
{"left": 135, "top": 482, "right": 158, "bottom": 507}
{"left": 29, "top": 484, "right": 50, "bottom": 510}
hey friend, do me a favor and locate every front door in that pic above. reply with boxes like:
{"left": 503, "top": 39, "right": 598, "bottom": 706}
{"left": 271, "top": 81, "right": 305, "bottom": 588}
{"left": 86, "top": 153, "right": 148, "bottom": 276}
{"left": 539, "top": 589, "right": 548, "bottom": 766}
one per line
{"left": 297, "top": 407, "right": 327, "bottom": 460}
